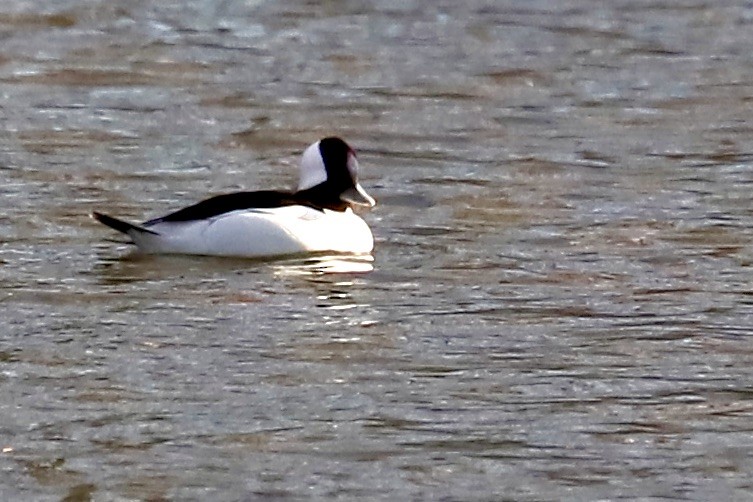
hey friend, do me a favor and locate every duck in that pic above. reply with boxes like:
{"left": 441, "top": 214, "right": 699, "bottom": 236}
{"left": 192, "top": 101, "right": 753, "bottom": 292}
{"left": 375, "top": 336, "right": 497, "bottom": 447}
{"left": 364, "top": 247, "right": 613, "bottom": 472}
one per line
{"left": 92, "top": 137, "right": 376, "bottom": 258}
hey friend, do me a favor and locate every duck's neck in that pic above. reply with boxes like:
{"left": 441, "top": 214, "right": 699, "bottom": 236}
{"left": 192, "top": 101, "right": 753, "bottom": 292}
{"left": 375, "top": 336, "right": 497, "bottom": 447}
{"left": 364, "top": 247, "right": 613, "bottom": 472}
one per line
{"left": 294, "top": 186, "right": 349, "bottom": 212}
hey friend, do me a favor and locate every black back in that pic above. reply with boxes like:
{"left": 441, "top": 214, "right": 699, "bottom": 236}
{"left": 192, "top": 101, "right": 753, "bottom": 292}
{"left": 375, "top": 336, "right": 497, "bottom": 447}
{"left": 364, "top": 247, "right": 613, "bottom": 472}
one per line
{"left": 144, "top": 191, "right": 297, "bottom": 225}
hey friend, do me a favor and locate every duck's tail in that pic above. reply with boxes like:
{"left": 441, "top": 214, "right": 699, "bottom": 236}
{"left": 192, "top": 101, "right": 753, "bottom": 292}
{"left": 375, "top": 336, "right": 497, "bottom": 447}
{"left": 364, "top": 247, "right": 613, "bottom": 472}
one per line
{"left": 91, "top": 211, "right": 159, "bottom": 236}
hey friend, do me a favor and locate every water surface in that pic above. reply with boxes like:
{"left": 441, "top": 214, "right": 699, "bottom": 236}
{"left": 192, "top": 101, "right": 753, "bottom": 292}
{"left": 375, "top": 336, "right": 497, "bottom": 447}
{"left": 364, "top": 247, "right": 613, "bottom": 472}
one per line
{"left": 2, "top": 1, "right": 753, "bottom": 500}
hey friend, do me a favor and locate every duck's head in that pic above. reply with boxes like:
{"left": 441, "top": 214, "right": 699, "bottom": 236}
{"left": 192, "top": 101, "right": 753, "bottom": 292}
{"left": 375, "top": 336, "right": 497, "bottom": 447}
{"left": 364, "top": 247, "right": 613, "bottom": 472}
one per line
{"left": 298, "top": 137, "right": 376, "bottom": 208}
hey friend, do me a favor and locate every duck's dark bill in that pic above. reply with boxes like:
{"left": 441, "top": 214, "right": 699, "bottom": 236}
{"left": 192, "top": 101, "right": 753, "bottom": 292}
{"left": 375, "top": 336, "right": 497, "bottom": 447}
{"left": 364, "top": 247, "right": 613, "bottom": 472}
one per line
{"left": 340, "top": 184, "right": 376, "bottom": 207}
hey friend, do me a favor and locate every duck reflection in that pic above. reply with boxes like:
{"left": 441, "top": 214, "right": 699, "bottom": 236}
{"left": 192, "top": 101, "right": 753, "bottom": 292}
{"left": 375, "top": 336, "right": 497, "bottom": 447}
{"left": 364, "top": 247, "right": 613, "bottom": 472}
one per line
{"left": 272, "top": 253, "right": 374, "bottom": 276}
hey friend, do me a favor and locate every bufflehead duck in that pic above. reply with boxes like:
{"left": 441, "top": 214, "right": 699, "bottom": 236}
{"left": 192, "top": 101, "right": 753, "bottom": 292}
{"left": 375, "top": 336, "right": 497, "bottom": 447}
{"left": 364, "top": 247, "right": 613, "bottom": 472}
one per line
{"left": 92, "top": 137, "right": 376, "bottom": 258}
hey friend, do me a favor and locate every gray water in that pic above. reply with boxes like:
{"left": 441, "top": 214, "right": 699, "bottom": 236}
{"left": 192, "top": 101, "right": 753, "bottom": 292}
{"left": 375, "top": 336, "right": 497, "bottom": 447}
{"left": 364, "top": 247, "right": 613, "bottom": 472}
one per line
{"left": 3, "top": 1, "right": 753, "bottom": 500}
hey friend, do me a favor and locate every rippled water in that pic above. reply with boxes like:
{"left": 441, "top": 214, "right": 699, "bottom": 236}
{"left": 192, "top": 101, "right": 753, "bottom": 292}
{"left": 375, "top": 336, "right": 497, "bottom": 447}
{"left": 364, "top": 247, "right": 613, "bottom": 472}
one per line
{"left": 3, "top": 1, "right": 753, "bottom": 500}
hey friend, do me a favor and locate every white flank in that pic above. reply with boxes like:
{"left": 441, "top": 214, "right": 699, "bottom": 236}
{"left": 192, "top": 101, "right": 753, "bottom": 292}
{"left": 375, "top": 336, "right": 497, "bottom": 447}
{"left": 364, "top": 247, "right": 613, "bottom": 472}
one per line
{"left": 127, "top": 206, "right": 373, "bottom": 258}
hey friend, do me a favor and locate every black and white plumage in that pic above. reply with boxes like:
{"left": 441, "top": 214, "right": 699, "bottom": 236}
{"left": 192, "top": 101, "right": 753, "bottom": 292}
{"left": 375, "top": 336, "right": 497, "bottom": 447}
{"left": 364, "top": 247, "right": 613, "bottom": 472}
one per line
{"left": 93, "top": 137, "right": 376, "bottom": 258}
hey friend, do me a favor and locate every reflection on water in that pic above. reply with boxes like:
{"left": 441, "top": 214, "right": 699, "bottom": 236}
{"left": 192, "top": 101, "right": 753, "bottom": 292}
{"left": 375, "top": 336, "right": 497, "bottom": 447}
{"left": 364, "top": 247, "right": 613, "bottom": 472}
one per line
{"left": 92, "top": 250, "right": 374, "bottom": 283}
{"left": 3, "top": 0, "right": 753, "bottom": 500}
{"left": 272, "top": 254, "right": 374, "bottom": 276}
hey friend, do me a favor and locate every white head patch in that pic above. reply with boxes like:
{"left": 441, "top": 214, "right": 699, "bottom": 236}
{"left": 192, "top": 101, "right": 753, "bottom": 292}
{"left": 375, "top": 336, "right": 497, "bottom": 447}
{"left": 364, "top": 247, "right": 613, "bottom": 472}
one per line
{"left": 298, "top": 140, "right": 328, "bottom": 191}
